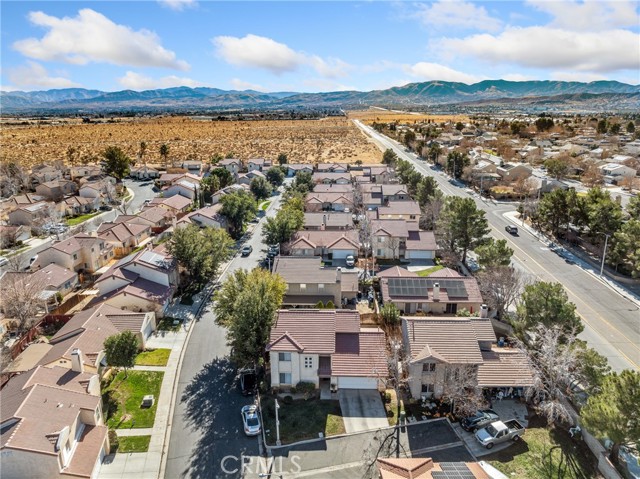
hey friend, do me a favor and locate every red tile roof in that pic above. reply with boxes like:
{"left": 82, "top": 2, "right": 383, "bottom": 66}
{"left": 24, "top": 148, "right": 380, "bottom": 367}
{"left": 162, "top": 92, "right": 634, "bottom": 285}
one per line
{"left": 332, "top": 328, "right": 386, "bottom": 377}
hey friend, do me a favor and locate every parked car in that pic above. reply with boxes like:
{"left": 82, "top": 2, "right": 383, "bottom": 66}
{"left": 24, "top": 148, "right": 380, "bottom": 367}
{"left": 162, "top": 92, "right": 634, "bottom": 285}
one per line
{"left": 505, "top": 225, "right": 518, "bottom": 235}
{"left": 99, "top": 205, "right": 113, "bottom": 211}
{"left": 241, "top": 404, "right": 261, "bottom": 436}
{"left": 239, "top": 368, "right": 257, "bottom": 396}
{"left": 267, "top": 244, "right": 280, "bottom": 258}
{"left": 475, "top": 420, "right": 525, "bottom": 449}
{"left": 28, "top": 255, "right": 38, "bottom": 267}
{"left": 345, "top": 255, "right": 356, "bottom": 268}
{"left": 461, "top": 409, "right": 500, "bottom": 432}
{"left": 0, "top": 256, "right": 8, "bottom": 267}
{"left": 241, "top": 245, "right": 253, "bottom": 257}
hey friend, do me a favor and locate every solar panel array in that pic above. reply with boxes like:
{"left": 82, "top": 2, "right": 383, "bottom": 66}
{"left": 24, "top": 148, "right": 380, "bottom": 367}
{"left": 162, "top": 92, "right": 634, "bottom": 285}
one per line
{"left": 386, "top": 278, "right": 468, "bottom": 298}
{"left": 431, "top": 462, "right": 476, "bottom": 479}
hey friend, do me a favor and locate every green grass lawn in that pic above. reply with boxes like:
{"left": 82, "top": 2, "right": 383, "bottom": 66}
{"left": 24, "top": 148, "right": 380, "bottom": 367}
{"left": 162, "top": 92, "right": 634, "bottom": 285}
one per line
{"left": 66, "top": 212, "right": 100, "bottom": 226}
{"left": 102, "top": 370, "right": 164, "bottom": 429}
{"left": 259, "top": 200, "right": 271, "bottom": 211}
{"left": 135, "top": 349, "right": 171, "bottom": 366}
{"left": 486, "top": 420, "right": 598, "bottom": 479}
{"left": 117, "top": 435, "right": 151, "bottom": 453}
{"left": 262, "top": 396, "right": 345, "bottom": 444}
{"left": 415, "top": 265, "right": 444, "bottom": 277}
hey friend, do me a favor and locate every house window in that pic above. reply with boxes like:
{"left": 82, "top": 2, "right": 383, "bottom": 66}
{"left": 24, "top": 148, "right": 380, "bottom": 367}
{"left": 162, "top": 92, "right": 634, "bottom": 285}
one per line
{"left": 422, "top": 363, "right": 436, "bottom": 372}
{"left": 318, "top": 284, "right": 325, "bottom": 290}
{"left": 445, "top": 303, "right": 458, "bottom": 314}
{"left": 410, "top": 215, "right": 416, "bottom": 220}
{"left": 300, "top": 284, "right": 307, "bottom": 291}
{"left": 73, "top": 254, "right": 78, "bottom": 260}
{"left": 304, "top": 357, "right": 313, "bottom": 368}
{"left": 377, "top": 237, "right": 384, "bottom": 243}
{"left": 278, "top": 352, "right": 291, "bottom": 362}
{"left": 377, "top": 249, "right": 383, "bottom": 256}
{"left": 279, "top": 373, "right": 292, "bottom": 385}
{"left": 421, "top": 383, "right": 435, "bottom": 393}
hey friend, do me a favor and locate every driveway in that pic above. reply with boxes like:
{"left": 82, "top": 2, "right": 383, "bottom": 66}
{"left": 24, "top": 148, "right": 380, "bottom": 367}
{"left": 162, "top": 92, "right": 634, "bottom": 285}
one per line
{"left": 338, "top": 389, "right": 388, "bottom": 433}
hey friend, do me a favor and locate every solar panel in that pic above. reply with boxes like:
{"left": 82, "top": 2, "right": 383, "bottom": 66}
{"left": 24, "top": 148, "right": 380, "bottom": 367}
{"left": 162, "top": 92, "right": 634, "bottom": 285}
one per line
{"left": 433, "top": 463, "right": 476, "bottom": 479}
{"left": 386, "top": 278, "right": 468, "bottom": 299}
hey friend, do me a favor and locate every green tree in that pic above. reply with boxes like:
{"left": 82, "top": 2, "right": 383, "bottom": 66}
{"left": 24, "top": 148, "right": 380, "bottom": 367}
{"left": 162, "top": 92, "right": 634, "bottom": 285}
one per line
{"left": 581, "top": 370, "right": 640, "bottom": 461}
{"left": 265, "top": 166, "right": 285, "bottom": 186}
{"left": 277, "top": 153, "right": 288, "bottom": 165}
{"left": 101, "top": 146, "right": 131, "bottom": 181}
{"left": 515, "top": 281, "right": 583, "bottom": 339}
{"left": 214, "top": 268, "right": 286, "bottom": 367}
{"left": 159, "top": 143, "right": 169, "bottom": 169}
{"left": 475, "top": 238, "right": 513, "bottom": 268}
{"left": 585, "top": 187, "right": 623, "bottom": 242}
{"left": 445, "top": 151, "right": 469, "bottom": 178}
{"left": 249, "top": 176, "right": 273, "bottom": 201}
{"left": 220, "top": 190, "right": 257, "bottom": 239}
{"left": 627, "top": 195, "right": 640, "bottom": 220}
{"left": 535, "top": 117, "right": 554, "bottom": 132}
{"left": 455, "top": 121, "right": 464, "bottom": 131}
{"left": 510, "top": 121, "right": 524, "bottom": 135}
{"left": 544, "top": 157, "right": 569, "bottom": 180}
{"left": 596, "top": 118, "right": 608, "bottom": 134}
{"left": 403, "top": 130, "right": 416, "bottom": 148}
{"left": 210, "top": 167, "right": 234, "bottom": 189}
{"left": 626, "top": 121, "right": 636, "bottom": 133}
{"left": 537, "top": 188, "right": 571, "bottom": 236}
{"left": 382, "top": 148, "right": 398, "bottom": 166}
{"left": 379, "top": 303, "right": 400, "bottom": 329}
{"left": 415, "top": 176, "right": 438, "bottom": 209}
{"left": 167, "top": 224, "right": 233, "bottom": 285}
{"left": 104, "top": 331, "right": 139, "bottom": 377}
{"left": 437, "top": 197, "right": 490, "bottom": 264}
{"left": 574, "top": 342, "right": 611, "bottom": 395}
{"left": 609, "top": 123, "right": 621, "bottom": 135}
{"left": 428, "top": 143, "right": 442, "bottom": 165}
{"left": 200, "top": 174, "right": 221, "bottom": 202}
{"left": 289, "top": 171, "right": 314, "bottom": 195}
{"left": 262, "top": 205, "right": 304, "bottom": 246}
{"left": 138, "top": 141, "right": 147, "bottom": 165}
{"left": 609, "top": 219, "right": 640, "bottom": 277}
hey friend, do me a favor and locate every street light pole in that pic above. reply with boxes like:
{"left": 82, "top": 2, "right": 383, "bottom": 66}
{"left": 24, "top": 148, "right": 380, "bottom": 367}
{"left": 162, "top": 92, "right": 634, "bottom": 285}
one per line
{"left": 600, "top": 234, "right": 610, "bottom": 277}
{"left": 275, "top": 399, "right": 281, "bottom": 446}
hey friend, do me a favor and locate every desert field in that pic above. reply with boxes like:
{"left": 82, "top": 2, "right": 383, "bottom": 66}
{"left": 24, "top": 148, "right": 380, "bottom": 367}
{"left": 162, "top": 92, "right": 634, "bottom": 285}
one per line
{"left": 0, "top": 116, "right": 382, "bottom": 168}
{"left": 348, "top": 109, "right": 469, "bottom": 124}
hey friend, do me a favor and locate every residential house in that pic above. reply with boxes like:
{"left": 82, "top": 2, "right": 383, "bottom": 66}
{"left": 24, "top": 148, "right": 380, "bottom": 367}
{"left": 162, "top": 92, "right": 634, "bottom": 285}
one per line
{"left": 146, "top": 195, "right": 192, "bottom": 215}
{"left": 376, "top": 201, "right": 421, "bottom": 223}
{"left": 97, "top": 221, "right": 152, "bottom": 257}
{"left": 267, "top": 309, "right": 386, "bottom": 390}
{"left": 376, "top": 266, "right": 418, "bottom": 278}
{"left": 302, "top": 212, "right": 353, "bottom": 230}
{"left": 177, "top": 204, "right": 227, "bottom": 229}
{"left": 599, "top": 163, "right": 636, "bottom": 183}
{"left": 218, "top": 158, "right": 242, "bottom": 175}
{"left": 237, "top": 170, "right": 266, "bottom": 186}
{"left": 286, "top": 164, "right": 314, "bottom": 177}
{"left": 132, "top": 206, "right": 174, "bottom": 232}
{"left": 0, "top": 365, "right": 109, "bottom": 479}
{"left": 316, "top": 163, "right": 348, "bottom": 173}
{"left": 289, "top": 230, "right": 359, "bottom": 263}
{"left": 363, "top": 165, "right": 393, "bottom": 184}
{"left": 78, "top": 180, "right": 110, "bottom": 200}
{"left": 35, "top": 180, "right": 78, "bottom": 202}
{"left": 376, "top": 457, "right": 491, "bottom": 479}
{"left": 90, "top": 248, "right": 177, "bottom": 316}
{"left": 157, "top": 173, "right": 184, "bottom": 186}
{"left": 60, "top": 196, "right": 99, "bottom": 217}
{"left": 129, "top": 165, "right": 160, "bottom": 179}
{"left": 496, "top": 163, "right": 533, "bottom": 182}
{"left": 305, "top": 191, "right": 354, "bottom": 212}
{"left": 8, "top": 202, "right": 54, "bottom": 227}
{"left": 179, "top": 160, "right": 203, "bottom": 175}
{"left": 165, "top": 178, "right": 199, "bottom": 200}
{"left": 360, "top": 184, "right": 411, "bottom": 209}
{"left": 312, "top": 184, "right": 352, "bottom": 194}
{"left": 381, "top": 269, "right": 483, "bottom": 315}
{"left": 273, "top": 256, "right": 359, "bottom": 307}
{"left": 68, "top": 164, "right": 102, "bottom": 180}
{"left": 371, "top": 220, "right": 437, "bottom": 261}
{"left": 312, "top": 172, "right": 351, "bottom": 184}
{"left": 31, "top": 234, "right": 115, "bottom": 274}
{"left": 4, "top": 193, "right": 46, "bottom": 212}
{"left": 30, "top": 164, "right": 64, "bottom": 186}
{"left": 248, "top": 158, "right": 271, "bottom": 172}
{"left": 402, "top": 315, "right": 533, "bottom": 399}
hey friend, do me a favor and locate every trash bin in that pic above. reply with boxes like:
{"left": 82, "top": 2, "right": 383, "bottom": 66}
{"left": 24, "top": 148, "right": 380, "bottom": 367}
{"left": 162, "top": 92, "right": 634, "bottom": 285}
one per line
{"left": 399, "top": 411, "right": 406, "bottom": 426}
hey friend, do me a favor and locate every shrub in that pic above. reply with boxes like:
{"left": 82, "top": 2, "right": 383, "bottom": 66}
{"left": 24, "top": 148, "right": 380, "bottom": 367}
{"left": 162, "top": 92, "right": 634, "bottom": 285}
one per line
{"left": 314, "top": 301, "right": 325, "bottom": 309}
{"left": 290, "top": 387, "right": 297, "bottom": 394}
{"left": 282, "top": 395, "right": 293, "bottom": 405}
{"left": 384, "top": 391, "right": 392, "bottom": 404}
{"left": 296, "top": 381, "right": 315, "bottom": 394}
{"left": 108, "top": 430, "right": 119, "bottom": 453}
{"left": 325, "top": 300, "right": 335, "bottom": 309}
{"left": 387, "top": 409, "right": 395, "bottom": 418}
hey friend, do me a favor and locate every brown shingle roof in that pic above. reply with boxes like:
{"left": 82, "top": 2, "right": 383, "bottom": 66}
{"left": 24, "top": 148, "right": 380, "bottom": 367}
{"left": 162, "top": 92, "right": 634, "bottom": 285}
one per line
{"left": 332, "top": 328, "right": 386, "bottom": 377}
{"left": 376, "top": 266, "right": 418, "bottom": 278}
{"left": 64, "top": 425, "right": 108, "bottom": 478}
{"left": 312, "top": 184, "right": 353, "bottom": 193}
{"left": 291, "top": 230, "right": 359, "bottom": 249}
{"left": 273, "top": 256, "right": 338, "bottom": 284}
{"left": 378, "top": 201, "right": 421, "bottom": 216}
{"left": 477, "top": 348, "right": 535, "bottom": 387}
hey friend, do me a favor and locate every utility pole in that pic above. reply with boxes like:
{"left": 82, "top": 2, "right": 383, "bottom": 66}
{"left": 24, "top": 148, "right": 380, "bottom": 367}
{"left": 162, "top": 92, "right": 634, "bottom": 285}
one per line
{"left": 275, "top": 398, "right": 281, "bottom": 446}
{"left": 600, "top": 234, "right": 610, "bottom": 277}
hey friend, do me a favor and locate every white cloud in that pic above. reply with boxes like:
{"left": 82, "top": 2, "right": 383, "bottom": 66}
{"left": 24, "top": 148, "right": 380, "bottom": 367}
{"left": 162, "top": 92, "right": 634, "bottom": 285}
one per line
{"left": 14, "top": 9, "right": 189, "bottom": 70}
{"left": 8, "top": 61, "right": 81, "bottom": 89}
{"left": 527, "top": 0, "right": 640, "bottom": 31}
{"left": 438, "top": 27, "right": 640, "bottom": 73}
{"left": 413, "top": 1, "right": 502, "bottom": 32}
{"left": 158, "top": 0, "right": 197, "bottom": 11}
{"left": 117, "top": 71, "right": 204, "bottom": 90}
{"left": 213, "top": 34, "right": 351, "bottom": 78}
{"left": 404, "top": 62, "right": 482, "bottom": 84}
{"left": 229, "top": 78, "right": 267, "bottom": 92}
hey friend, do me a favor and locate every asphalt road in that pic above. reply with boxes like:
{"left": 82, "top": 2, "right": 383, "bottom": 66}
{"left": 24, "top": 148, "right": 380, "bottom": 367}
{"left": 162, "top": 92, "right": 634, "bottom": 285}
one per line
{"left": 164, "top": 188, "right": 285, "bottom": 479}
{"left": 354, "top": 120, "right": 640, "bottom": 372}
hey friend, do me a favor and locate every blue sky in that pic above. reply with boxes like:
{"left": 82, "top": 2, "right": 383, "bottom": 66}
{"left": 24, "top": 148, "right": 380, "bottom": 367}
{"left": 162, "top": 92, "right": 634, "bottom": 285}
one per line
{"left": 1, "top": 1, "right": 639, "bottom": 92}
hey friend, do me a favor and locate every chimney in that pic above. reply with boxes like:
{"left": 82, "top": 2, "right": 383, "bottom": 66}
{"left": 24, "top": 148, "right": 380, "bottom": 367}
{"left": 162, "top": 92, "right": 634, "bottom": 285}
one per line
{"left": 336, "top": 267, "right": 342, "bottom": 283}
{"left": 480, "top": 304, "right": 489, "bottom": 319}
{"left": 432, "top": 282, "right": 440, "bottom": 302}
{"left": 71, "top": 348, "right": 84, "bottom": 373}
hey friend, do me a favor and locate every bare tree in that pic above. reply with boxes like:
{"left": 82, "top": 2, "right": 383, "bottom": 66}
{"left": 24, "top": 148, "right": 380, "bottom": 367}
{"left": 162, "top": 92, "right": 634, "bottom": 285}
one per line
{"left": 477, "top": 266, "right": 529, "bottom": 319}
{"left": 441, "top": 364, "right": 487, "bottom": 417}
{"left": 359, "top": 215, "right": 375, "bottom": 275}
{"left": 419, "top": 191, "right": 445, "bottom": 232}
{"left": 582, "top": 164, "right": 604, "bottom": 188}
{"left": 0, "top": 161, "right": 29, "bottom": 198}
{"left": 385, "top": 236, "right": 401, "bottom": 260}
{"left": 513, "top": 176, "right": 537, "bottom": 200}
{"left": 0, "top": 273, "right": 48, "bottom": 332}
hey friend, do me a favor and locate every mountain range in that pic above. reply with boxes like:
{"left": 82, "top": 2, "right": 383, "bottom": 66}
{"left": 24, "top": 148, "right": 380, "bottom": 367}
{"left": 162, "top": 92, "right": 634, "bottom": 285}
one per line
{"left": 1, "top": 80, "right": 638, "bottom": 114}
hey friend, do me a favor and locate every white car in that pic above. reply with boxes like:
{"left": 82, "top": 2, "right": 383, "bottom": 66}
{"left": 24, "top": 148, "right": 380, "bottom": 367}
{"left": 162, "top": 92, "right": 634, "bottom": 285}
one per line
{"left": 345, "top": 255, "right": 356, "bottom": 268}
{"left": 0, "top": 256, "right": 8, "bottom": 267}
{"left": 241, "top": 404, "right": 261, "bottom": 436}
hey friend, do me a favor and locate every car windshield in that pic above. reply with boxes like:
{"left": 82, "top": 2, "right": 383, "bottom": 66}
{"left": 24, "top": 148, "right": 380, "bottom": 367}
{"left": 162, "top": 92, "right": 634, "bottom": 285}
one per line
{"left": 485, "top": 424, "right": 498, "bottom": 436}
{"left": 246, "top": 417, "right": 259, "bottom": 427}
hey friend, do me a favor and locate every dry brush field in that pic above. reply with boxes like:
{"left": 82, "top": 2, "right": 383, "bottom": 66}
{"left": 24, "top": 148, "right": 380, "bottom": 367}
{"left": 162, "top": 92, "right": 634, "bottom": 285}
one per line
{"left": 348, "top": 109, "right": 469, "bottom": 125}
{"left": 0, "top": 116, "right": 382, "bottom": 168}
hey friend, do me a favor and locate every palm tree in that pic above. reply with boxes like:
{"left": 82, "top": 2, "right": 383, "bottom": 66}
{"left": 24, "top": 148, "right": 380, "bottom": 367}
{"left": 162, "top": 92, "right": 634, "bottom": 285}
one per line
{"left": 139, "top": 141, "right": 147, "bottom": 166}
{"left": 160, "top": 143, "right": 169, "bottom": 171}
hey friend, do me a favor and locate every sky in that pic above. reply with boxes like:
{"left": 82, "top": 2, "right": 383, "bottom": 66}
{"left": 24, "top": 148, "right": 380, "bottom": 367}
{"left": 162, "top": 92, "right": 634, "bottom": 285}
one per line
{"left": 1, "top": 0, "right": 639, "bottom": 93}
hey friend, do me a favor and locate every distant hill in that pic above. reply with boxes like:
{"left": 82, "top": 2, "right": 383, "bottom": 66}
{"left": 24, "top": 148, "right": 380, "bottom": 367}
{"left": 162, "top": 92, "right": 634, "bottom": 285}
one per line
{"left": 2, "top": 80, "right": 638, "bottom": 113}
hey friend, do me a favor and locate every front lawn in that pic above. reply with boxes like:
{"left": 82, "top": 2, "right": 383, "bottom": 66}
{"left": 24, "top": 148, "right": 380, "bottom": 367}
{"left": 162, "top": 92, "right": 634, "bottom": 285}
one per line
{"left": 117, "top": 435, "right": 151, "bottom": 453}
{"left": 66, "top": 212, "right": 100, "bottom": 226}
{"left": 487, "top": 417, "right": 598, "bottom": 479}
{"left": 135, "top": 349, "right": 171, "bottom": 366}
{"left": 259, "top": 200, "right": 271, "bottom": 211}
{"left": 415, "top": 265, "right": 444, "bottom": 277}
{"left": 262, "top": 396, "right": 345, "bottom": 444}
{"left": 102, "top": 370, "right": 164, "bottom": 429}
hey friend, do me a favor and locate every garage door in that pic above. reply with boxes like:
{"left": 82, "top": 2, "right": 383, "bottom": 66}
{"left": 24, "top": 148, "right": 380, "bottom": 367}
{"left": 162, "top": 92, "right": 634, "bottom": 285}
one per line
{"left": 337, "top": 376, "right": 379, "bottom": 389}
{"left": 332, "top": 249, "right": 354, "bottom": 259}
{"left": 406, "top": 250, "right": 433, "bottom": 260}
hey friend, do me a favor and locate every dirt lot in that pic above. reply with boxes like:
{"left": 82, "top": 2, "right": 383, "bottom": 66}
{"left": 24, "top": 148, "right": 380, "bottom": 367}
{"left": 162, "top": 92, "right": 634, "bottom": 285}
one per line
{"left": 0, "top": 116, "right": 382, "bottom": 168}
{"left": 348, "top": 109, "right": 469, "bottom": 125}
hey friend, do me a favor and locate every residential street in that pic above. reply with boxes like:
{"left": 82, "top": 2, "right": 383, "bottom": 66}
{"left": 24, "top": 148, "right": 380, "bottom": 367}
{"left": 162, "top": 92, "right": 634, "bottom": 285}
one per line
{"left": 354, "top": 120, "right": 640, "bottom": 372}
{"left": 163, "top": 188, "right": 285, "bottom": 479}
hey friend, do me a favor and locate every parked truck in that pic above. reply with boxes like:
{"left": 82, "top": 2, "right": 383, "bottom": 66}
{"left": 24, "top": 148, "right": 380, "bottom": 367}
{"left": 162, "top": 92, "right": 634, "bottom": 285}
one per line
{"left": 474, "top": 419, "right": 525, "bottom": 449}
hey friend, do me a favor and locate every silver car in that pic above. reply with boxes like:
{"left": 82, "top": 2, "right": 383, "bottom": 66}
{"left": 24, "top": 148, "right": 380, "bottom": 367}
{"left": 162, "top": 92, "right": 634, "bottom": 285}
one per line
{"left": 241, "top": 404, "right": 261, "bottom": 436}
